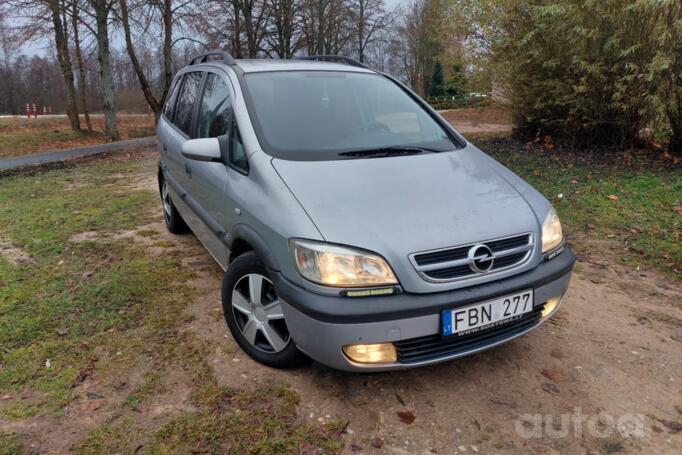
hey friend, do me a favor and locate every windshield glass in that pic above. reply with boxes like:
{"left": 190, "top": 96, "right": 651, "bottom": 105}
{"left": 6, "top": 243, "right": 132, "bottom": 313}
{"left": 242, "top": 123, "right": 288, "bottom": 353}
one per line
{"left": 243, "top": 71, "right": 461, "bottom": 160}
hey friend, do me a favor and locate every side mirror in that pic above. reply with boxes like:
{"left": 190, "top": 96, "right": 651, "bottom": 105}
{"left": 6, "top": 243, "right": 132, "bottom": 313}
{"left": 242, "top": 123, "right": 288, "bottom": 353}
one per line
{"left": 181, "top": 138, "right": 222, "bottom": 162}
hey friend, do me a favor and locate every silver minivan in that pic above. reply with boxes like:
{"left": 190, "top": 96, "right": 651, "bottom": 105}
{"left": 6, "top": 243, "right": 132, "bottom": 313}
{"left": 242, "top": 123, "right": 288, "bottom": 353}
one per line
{"left": 157, "top": 52, "right": 575, "bottom": 372}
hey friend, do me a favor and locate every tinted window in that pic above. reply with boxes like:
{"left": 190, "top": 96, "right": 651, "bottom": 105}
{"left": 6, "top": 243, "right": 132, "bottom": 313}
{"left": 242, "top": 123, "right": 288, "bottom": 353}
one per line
{"left": 162, "top": 77, "right": 182, "bottom": 120}
{"left": 174, "top": 72, "right": 203, "bottom": 135}
{"left": 197, "top": 74, "right": 231, "bottom": 138}
{"left": 243, "top": 71, "right": 458, "bottom": 160}
{"left": 230, "top": 121, "right": 248, "bottom": 172}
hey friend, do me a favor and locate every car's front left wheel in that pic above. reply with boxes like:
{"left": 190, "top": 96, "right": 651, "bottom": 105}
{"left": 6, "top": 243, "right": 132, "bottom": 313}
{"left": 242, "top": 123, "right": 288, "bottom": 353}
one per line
{"left": 221, "top": 252, "right": 305, "bottom": 368}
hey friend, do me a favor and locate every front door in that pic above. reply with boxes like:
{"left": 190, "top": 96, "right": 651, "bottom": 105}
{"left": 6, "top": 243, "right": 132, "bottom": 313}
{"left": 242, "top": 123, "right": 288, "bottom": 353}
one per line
{"left": 188, "top": 70, "right": 236, "bottom": 268}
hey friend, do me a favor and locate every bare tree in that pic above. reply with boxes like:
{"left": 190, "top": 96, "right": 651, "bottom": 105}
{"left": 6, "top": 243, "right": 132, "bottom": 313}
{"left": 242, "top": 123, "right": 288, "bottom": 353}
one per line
{"left": 89, "top": 0, "right": 119, "bottom": 140}
{"left": 265, "top": 0, "right": 302, "bottom": 58}
{"left": 238, "top": 0, "right": 269, "bottom": 57}
{"left": 348, "top": 0, "right": 388, "bottom": 63}
{"left": 300, "top": 0, "right": 351, "bottom": 55}
{"left": 48, "top": 0, "right": 80, "bottom": 129}
{"left": 118, "top": 0, "right": 161, "bottom": 114}
{"left": 71, "top": 0, "right": 92, "bottom": 131}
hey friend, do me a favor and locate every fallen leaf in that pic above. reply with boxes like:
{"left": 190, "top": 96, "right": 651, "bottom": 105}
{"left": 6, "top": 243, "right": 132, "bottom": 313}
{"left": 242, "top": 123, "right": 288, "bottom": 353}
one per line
{"left": 80, "top": 399, "right": 106, "bottom": 412}
{"left": 397, "top": 410, "right": 416, "bottom": 424}
{"left": 57, "top": 328, "right": 69, "bottom": 337}
{"left": 608, "top": 195, "right": 619, "bottom": 201}
{"left": 350, "top": 443, "right": 363, "bottom": 452}
{"left": 82, "top": 271, "right": 94, "bottom": 279}
{"left": 658, "top": 419, "right": 682, "bottom": 433}
{"left": 541, "top": 382, "right": 560, "bottom": 394}
{"left": 550, "top": 349, "right": 565, "bottom": 359}
{"left": 541, "top": 369, "right": 563, "bottom": 382}
{"left": 674, "top": 207, "right": 682, "bottom": 215}
{"left": 371, "top": 437, "right": 384, "bottom": 449}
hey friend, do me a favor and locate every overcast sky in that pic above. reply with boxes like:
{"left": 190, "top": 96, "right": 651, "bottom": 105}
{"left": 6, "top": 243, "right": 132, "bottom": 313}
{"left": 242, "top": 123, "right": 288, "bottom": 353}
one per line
{"left": 20, "top": 0, "right": 405, "bottom": 58}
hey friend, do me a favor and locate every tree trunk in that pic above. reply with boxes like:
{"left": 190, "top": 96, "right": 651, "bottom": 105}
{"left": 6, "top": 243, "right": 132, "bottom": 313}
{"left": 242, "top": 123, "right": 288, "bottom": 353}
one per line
{"left": 72, "top": 0, "right": 92, "bottom": 132}
{"left": 92, "top": 0, "right": 119, "bottom": 141}
{"left": 48, "top": 0, "right": 80, "bottom": 130}
{"left": 119, "top": 0, "right": 161, "bottom": 115}
{"left": 162, "top": 0, "right": 173, "bottom": 104}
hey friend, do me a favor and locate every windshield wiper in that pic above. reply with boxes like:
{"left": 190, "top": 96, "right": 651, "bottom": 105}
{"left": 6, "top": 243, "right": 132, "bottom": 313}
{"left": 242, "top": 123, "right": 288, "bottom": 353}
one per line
{"left": 338, "top": 146, "right": 437, "bottom": 159}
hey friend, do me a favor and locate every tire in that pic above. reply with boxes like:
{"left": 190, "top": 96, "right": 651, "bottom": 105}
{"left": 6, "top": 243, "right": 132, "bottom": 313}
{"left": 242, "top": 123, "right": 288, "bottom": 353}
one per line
{"left": 221, "top": 252, "right": 306, "bottom": 368}
{"left": 159, "top": 175, "right": 189, "bottom": 234}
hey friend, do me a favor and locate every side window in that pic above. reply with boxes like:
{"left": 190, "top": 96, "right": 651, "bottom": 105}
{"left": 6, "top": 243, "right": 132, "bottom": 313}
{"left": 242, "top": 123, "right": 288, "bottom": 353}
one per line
{"left": 230, "top": 121, "right": 248, "bottom": 172}
{"left": 173, "top": 72, "right": 203, "bottom": 135}
{"left": 162, "top": 76, "right": 182, "bottom": 120}
{"left": 197, "top": 74, "right": 232, "bottom": 138}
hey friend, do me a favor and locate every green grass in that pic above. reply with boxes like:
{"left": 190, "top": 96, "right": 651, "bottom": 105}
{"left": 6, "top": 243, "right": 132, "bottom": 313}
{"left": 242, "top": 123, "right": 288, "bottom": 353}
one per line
{"left": 0, "top": 155, "right": 343, "bottom": 453}
{"left": 0, "top": 432, "right": 24, "bottom": 455}
{"left": 0, "top": 157, "right": 189, "bottom": 416}
{"left": 474, "top": 137, "right": 682, "bottom": 274}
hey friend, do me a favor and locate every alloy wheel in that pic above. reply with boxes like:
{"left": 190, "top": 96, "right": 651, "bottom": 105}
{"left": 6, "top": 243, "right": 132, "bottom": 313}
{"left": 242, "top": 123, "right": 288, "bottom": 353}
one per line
{"left": 231, "top": 273, "right": 290, "bottom": 353}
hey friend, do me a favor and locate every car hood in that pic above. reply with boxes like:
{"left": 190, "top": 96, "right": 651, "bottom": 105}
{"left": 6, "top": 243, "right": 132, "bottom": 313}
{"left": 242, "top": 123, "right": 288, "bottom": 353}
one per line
{"left": 272, "top": 145, "right": 541, "bottom": 291}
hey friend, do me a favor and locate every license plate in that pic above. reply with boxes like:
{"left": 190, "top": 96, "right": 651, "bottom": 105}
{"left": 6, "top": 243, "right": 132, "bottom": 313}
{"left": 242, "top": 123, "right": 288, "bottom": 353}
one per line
{"left": 441, "top": 290, "right": 534, "bottom": 337}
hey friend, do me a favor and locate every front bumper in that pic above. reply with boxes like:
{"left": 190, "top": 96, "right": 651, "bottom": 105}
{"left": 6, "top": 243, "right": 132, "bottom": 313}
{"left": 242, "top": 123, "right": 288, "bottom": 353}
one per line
{"left": 273, "top": 248, "right": 575, "bottom": 372}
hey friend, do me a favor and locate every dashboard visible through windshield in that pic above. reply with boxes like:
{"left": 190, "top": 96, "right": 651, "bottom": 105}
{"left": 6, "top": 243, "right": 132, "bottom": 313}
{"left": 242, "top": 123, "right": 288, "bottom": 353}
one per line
{"left": 242, "top": 71, "right": 462, "bottom": 160}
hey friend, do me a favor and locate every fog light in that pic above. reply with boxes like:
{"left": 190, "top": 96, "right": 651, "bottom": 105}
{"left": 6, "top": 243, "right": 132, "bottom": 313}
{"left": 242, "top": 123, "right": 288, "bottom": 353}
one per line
{"left": 343, "top": 343, "right": 397, "bottom": 364}
{"left": 541, "top": 296, "right": 562, "bottom": 319}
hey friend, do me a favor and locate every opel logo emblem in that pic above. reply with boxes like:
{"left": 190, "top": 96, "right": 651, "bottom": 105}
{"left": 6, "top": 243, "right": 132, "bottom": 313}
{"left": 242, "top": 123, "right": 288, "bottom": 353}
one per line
{"left": 468, "top": 244, "right": 494, "bottom": 273}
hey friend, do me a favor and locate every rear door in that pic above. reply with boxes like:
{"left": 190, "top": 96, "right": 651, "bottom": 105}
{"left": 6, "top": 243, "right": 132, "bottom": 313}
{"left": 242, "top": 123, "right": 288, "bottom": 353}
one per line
{"left": 157, "top": 75, "right": 182, "bottom": 166}
{"left": 159, "top": 71, "right": 203, "bottom": 193}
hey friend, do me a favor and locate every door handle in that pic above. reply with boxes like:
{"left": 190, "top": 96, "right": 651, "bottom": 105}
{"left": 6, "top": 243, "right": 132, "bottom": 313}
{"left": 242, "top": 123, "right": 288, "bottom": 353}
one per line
{"left": 185, "top": 164, "right": 192, "bottom": 178}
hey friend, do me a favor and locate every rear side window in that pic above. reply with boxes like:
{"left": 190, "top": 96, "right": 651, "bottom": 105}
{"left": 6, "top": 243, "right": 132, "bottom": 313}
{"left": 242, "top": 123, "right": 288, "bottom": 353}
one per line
{"left": 196, "top": 74, "right": 231, "bottom": 138}
{"left": 174, "top": 72, "right": 203, "bottom": 135}
{"left": 162, "top": 77, "right": 182, "bottom": 120}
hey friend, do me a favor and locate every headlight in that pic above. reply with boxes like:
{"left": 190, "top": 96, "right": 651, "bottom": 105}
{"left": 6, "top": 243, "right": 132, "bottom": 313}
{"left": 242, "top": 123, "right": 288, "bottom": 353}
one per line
{"left": 541, "top": 207, "right": 564, "bottom": 253}
{"left": 290, "top": 239, "right": 398, "bottom": 287}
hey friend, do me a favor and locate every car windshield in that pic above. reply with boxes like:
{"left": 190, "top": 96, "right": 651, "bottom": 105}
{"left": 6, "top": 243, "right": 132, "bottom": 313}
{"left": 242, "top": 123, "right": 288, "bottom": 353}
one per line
{"left": 243, "top": 71, "right": 461, "bottom": 160}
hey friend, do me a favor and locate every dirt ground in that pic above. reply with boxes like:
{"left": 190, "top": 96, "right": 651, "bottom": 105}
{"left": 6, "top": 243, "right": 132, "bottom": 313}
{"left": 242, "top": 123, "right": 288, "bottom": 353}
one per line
{"left": 439, "top": 108, "right": 513, "bottom": 135}
{"left": 1, "top": 120, "right": 680, "bottom": 454}
{"left": 175, "top": 223, "right": 682, "bottom": 455}
{"left": 7, "top": 211, "right": 680, "bottom": 454}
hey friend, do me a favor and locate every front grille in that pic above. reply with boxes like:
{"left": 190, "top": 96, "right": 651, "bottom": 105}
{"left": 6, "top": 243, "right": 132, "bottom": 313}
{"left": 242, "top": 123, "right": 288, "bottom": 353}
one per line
{"left": 394, "top": 304, "right": 544, "bottom": 364}
{"left": 410, "top": 233, "right": 533, "bottom": 282}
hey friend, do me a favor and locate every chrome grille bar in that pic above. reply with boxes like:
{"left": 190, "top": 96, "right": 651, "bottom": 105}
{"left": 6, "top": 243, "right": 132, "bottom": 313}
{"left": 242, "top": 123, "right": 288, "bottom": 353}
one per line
{"left": 410, "top": 233, "right": 534, "bottom": 283}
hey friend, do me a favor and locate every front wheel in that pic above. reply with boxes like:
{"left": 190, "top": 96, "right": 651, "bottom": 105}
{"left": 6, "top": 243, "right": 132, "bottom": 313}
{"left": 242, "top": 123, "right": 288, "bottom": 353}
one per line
{"left": 221, "top": 252, "right": 305, "bottom": 368}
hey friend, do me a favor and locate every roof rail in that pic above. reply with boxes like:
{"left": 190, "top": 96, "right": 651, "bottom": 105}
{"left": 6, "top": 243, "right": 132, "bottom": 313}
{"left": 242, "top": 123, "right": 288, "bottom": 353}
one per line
{"left": 297, "top": 55, "right": 368, "bottom": 69}
{"left": 188, "top": 50, "right": 237, "bottom": 66}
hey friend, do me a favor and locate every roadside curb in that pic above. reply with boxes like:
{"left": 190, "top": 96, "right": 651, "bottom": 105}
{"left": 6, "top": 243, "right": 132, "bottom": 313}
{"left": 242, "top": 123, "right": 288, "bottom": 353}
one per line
{"left": 0, "top": 136, "right": 157, "bottom": 171}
